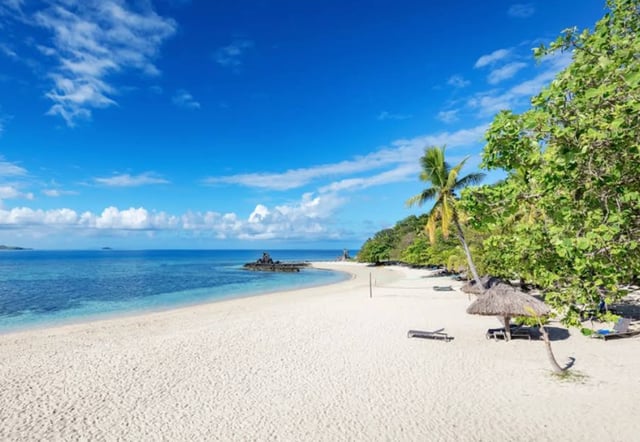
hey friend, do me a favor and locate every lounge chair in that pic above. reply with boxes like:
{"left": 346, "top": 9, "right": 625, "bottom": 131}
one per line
{"left": 433, "top": 285, "right": 454, "bottom": 292}
{"left": 592, "top": 317, "right": 640, "bottom": 341}
{"left": 486, "top": 325, "right": 538, "bottom": 341}
{"left": 407, "top": 328, "right": 453, "bottom": 342}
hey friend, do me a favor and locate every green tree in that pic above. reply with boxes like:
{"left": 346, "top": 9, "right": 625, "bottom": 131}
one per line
{"left": 401, "top": 235, "right": 433, "bottom": 265}
{"left": 357, "top": 228, "right": 396, "bottom": 263}
{"left": 406, "top": 146, "right": 485, "bottom": 288}
{"left": 357, "top": 215, "right": 430, "bottom": 263}
{"left": 463, "top": 0, "right": 640, "bottom": 324}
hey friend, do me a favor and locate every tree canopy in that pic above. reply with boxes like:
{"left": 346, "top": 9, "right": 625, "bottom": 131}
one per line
{"left": 358, "top": 0, "right": 639, "bottom": 325}
{"left": 461, "top": 0, "right": 640, "bottom": 324}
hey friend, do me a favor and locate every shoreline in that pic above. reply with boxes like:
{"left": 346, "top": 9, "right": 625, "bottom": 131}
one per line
{"left": 0, "top": 262, "right": 354, "bottom": 337}
{"left": 1, "top": 262, "right": 639, "bottom": 441}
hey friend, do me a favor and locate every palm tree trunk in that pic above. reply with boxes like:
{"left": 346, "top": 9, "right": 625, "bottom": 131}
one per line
{"left": 453, "top": 219, "right": 484, "bottom": 293}
{"left": 503, "top": 315, "right": 512, "bottom": 340}
{"left": 538, "top": 325, "right": 564, "bottom": 373}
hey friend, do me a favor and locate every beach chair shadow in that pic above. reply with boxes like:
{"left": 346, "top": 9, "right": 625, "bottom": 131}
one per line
{"left": 592, "top": 317, "right": 640, "bottom": 341}
{"left": 407, "top": 328, "right": 454, "bottom": 342}
{"left": 544, "top": 326, "right": 571, "bottom": 341}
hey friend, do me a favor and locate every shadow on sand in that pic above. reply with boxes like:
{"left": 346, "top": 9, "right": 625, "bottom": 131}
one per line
{"left": 544, "top": 326, "right": 571, "bottom": 342}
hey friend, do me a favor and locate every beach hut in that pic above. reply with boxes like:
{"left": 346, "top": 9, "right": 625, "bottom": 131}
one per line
{"left": 466, "top": 282, "right": 551, "bottom": 340}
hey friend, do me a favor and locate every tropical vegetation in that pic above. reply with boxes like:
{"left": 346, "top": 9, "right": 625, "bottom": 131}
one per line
{"left": 358, "top": 0, "right": 640, "bottom": 325}
{"left": 405, "top": 146, "right": 485, "bottom": 289}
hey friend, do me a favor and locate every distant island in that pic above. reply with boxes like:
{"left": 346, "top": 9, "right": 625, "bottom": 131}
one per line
{"left": 0, "top": 245, "right": 31, "bottom": 250}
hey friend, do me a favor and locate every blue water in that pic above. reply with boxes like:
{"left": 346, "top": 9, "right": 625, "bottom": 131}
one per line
{"left": 0, "top": 250, "right": 354, "bottom": 334}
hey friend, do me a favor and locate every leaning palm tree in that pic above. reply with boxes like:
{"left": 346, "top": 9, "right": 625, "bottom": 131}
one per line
{"left": 406, "top": 146, "right": 485, "bottom": 291}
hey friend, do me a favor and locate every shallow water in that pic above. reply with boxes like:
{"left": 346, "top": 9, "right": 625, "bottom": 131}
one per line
{"left": 0, "top": 249, "right": 353, "bottom": 333}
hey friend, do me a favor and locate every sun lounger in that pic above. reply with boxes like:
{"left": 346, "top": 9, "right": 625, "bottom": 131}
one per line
{"left": 407, "top": 328, "right": 453, "bottom": 342}
{"left": 592, "top": 317, "right": 640, "bottom": 341}
{"left": 433, "top": 285, "right": 454, "bottom": 291}
{"left": 486, "top": 325, "right": 538, "bottom": 341}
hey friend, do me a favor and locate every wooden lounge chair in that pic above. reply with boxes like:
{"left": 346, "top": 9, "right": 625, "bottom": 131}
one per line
{"left": 486, "top": 325, "right": 538, "bottom": 341}
{"left": 592, "top": 317, "right": 640, "bottom": 341}
{"left": 407, "top": 328, "right": 453, "bottom": 342}
{"left": 433, "top": 285, "right": 454, "bottom": 292}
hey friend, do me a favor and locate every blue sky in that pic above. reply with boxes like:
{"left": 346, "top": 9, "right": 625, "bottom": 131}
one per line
{"left": 0, "top": 0, "right": 606, "bottom": 249}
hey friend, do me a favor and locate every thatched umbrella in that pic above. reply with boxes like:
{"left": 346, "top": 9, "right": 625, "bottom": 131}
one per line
{"left": 466, "top": 282, "right": 551, "bottom": 340}
{"left": 460, "top": 276, "right": 501, "bottom": 295}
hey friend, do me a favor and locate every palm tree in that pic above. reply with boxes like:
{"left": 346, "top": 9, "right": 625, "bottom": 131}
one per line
{"left": 406, "top": 146, "right": 486, "bottom": 291}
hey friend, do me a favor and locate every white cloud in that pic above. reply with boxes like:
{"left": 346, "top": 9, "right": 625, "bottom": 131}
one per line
{"left": 377, "top": 111, "right": 412, "bottom": 121}
{"left": 487, "top": 61, "right": 527, "bottom": 84}
{"left": 467, "top": 92, "right": 512, "bottom": 117}
{"left": 0, "top": 158, "right": 27, "bottom": 176}
{"left": 215, "top": 39, "right": 254, "bottom": 68}
{"left": 181, "top": 211, "right": 242, "bottom": 237}
{"left": 0, "top": 206, "right": 176, "bottom": 230}
{"left": 0, "top": 193, "right": 347, "bottom": 241}
{"left": 248, "top": 204, "right": 270, "bottom": 223}
{"left": 205, "top": 125, "right": 486, "bottom": 191}
{"left": 437, "top": 110, "right": 459, "bottom": 123}
{"left": 0, "top": 185, "right": 32, "bottom": 200}
{"left": 0, "top": 109, "right": 12, "bottom": 135}
{"left": 42, "top": 188, "right": 77, "bottom": 197}
{"left": 468, "top": 52, "right": 573, "bottom": 117}
{"left": 29, "top": 1, "right": 176, "bottom": 126}
{"left": 0, "top": 0, "right": 23, "bottom": 17}
{"left": 89, "top": 207, "right": 170, "bottom": 229}
{"left": 508, "top": 3, "right": 535, "bottom": 18}
{"left": 94, "top": 172, "right": 169, "bottom": 187}
{"left": 318, "top": 163, "right": 419, "bottom": 194}
{"left": 238, "top": 193, "right": 346, "bottom": 240}
{"left": 474, "top": 48, "right": 511, "bottom": 68}
{"left": 0, "top": 43, "right": 18, "bottom": 59}
{"left": 172, "top": 89, "right": 200, "bottom": 109}
{"left": 447, "top": 75, "right": 470, "bottom": 88}
{"left": 0, "top": 207, "right": 51, "bottom": 226}
{"left": 3, "top": 0, "right": 23, "bottom": 10}
{"left": 36, "top": 44, "right": 56, "bottom": 56}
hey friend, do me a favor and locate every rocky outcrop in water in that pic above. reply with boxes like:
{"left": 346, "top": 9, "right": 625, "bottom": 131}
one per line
{"left": 243, "top": 252, "right": 310, "bottom": 272}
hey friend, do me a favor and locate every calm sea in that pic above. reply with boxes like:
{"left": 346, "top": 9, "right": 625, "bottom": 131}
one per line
{"left": 0, "top": 249, "right": 354, "bottom": 334}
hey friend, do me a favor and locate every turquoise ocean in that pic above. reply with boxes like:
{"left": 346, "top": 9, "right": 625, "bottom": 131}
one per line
{"left": 0, "top": 250, "right": 354, "bottom": 334}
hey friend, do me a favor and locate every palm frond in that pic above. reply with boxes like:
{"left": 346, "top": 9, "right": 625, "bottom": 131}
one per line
{"left": 425, "top": 212, "right": 438, "bottom": 244}
{"left": 410, "top": 145, "right": 482, "bottom": 244}
{"left": 454, "top": 172, "right": 486, "bottom": 190}
{"left": 440, "top": 198, "right": 454, "bottom": 238}
{"left": 421, "top": 146, "right": 449, "bottom": 188}
{"left": 446, "top": 156, "right": 468, "bottom": 190}
{"left": 405, "top": 187, "right": 438, "bottom": 207}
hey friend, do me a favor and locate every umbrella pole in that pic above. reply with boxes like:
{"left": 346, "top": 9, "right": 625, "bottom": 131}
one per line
{"left": 504, "top": 315, "right": 511, "bottom": 341}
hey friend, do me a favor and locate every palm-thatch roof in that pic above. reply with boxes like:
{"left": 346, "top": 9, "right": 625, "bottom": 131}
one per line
{"left": 460, "top": 276, "right": 501, "bottom": 295}
{"left": 466, "top": 282, "right": 550, "bottom": 317}
{"left": 466, "top": 282, "right": 551, "bottom": 341}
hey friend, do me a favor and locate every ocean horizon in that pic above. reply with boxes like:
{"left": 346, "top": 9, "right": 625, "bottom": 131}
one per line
{"left": 0, "top": 249, "right": 356, "bottom": 334}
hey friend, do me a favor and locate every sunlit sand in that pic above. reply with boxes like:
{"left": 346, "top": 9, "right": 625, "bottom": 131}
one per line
{"left": 1, "top": 262, "right": 638, "bottom": 441}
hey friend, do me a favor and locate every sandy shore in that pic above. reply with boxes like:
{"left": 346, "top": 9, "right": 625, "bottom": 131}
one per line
{"left": 1, "top": 262, "right": 639, "bottom": 441}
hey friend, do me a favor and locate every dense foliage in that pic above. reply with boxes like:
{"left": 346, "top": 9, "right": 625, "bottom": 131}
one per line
{"left": 357, "top": 213, "right": 485, "bottom": 273}
{"left": 357, "top": 215, "right": 428, "bottom": 263}
{"left": 360, "top": 0, "right": 639, "bottom": 325}
{"left": 461, "top": 0, "right": 640, "bottom": 324}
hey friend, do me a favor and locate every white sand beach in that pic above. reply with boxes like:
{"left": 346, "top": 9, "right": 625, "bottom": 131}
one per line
{"left": 1, "top": 262, "right": 639, "bottom": 441}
